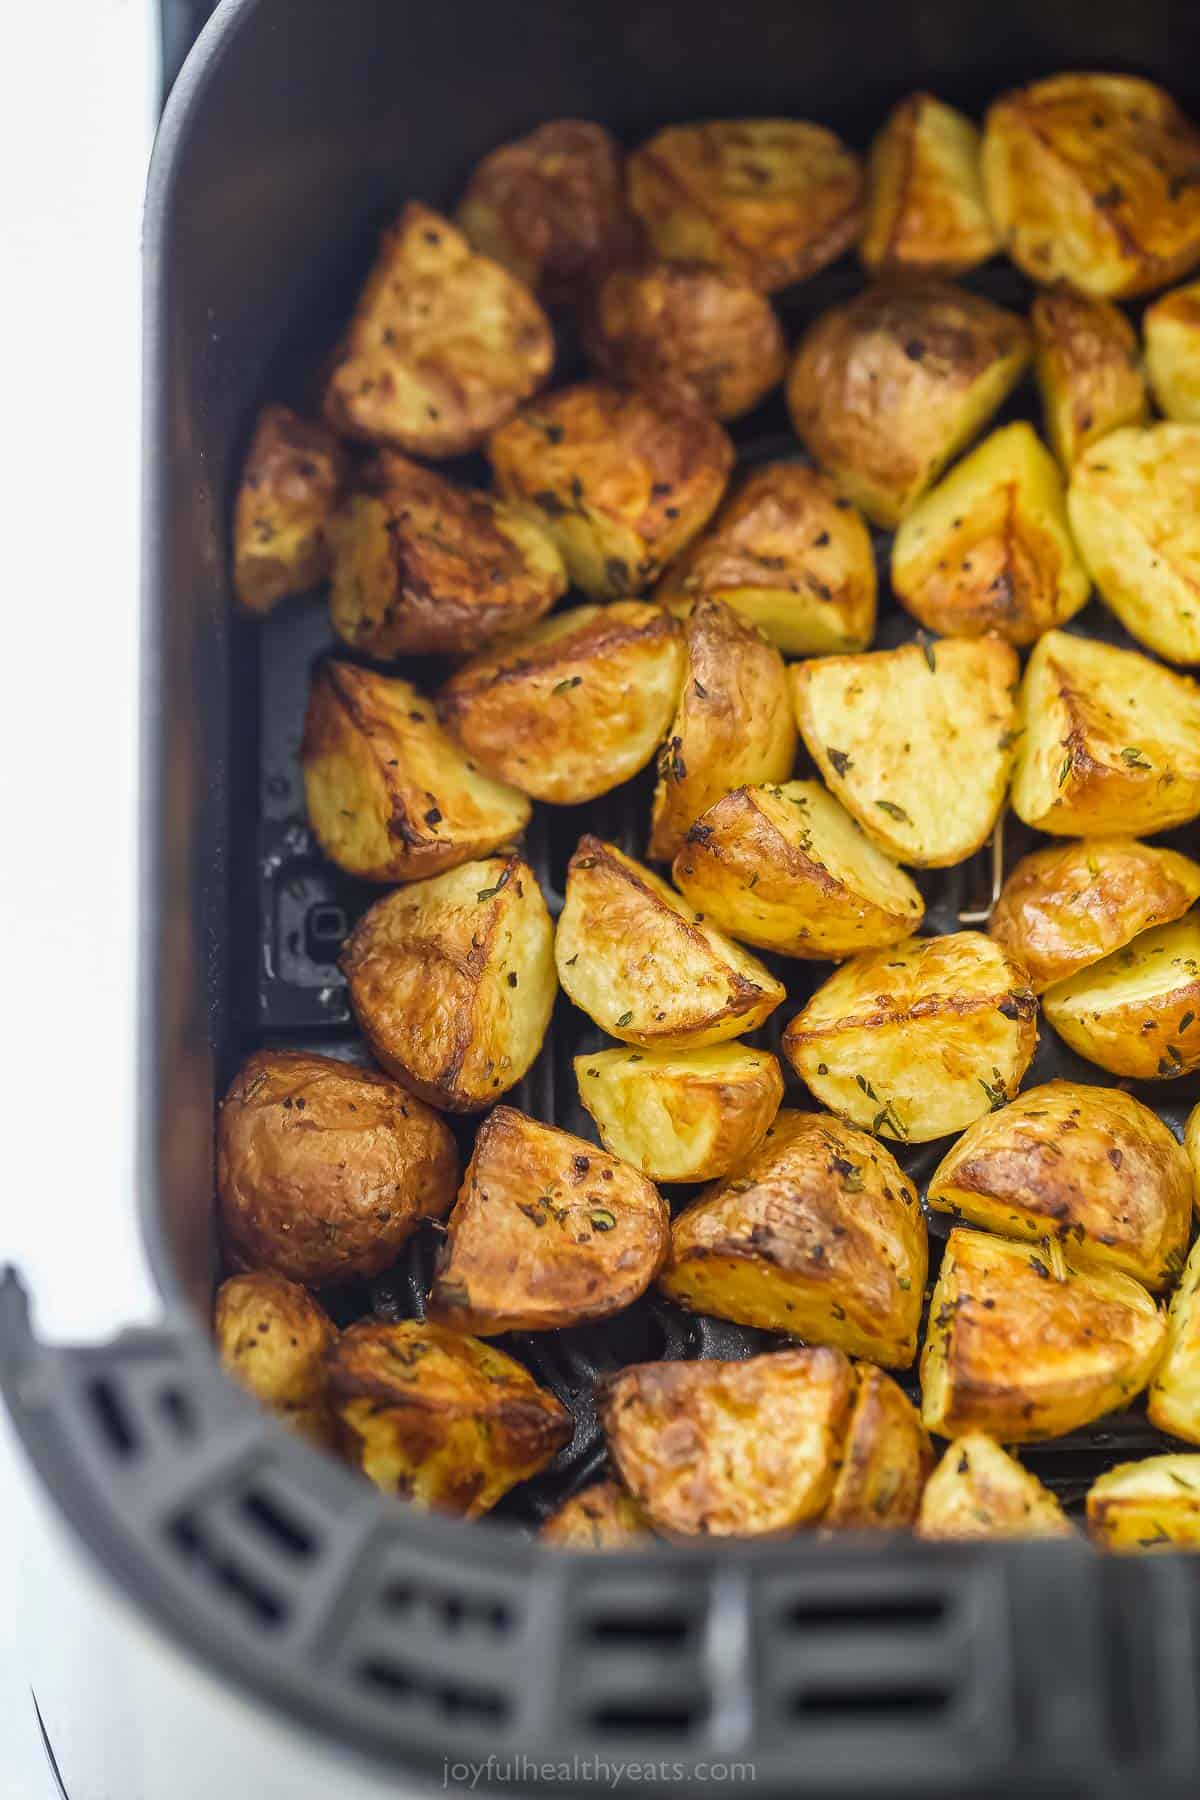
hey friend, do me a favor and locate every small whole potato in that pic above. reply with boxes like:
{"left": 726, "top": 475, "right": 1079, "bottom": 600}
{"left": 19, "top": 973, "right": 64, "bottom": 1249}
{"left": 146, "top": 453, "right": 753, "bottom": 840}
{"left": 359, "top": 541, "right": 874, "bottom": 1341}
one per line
{"left": 232, "top": 405, "right": 345, "bottom": 613}
{"left": 1149, "top": 1237, "right": 1200, "bottom": 1443}
{"left": 539, "top": 1479, "right": 651, "bottom": 1550}
{"left": 214, "top": 1270, "right": 338, "bottom": 1448}
{"left": 1144, "top": 279, "right": 1200, "bottom": 422}
{"left": 860, "top": 92, "right": 998, "bottom": 277}
{"left": 1087, "top": 1456, "right": 1200, "bottom": 1552}
{"left": 1042, "top": 914, "right": 1200, "bottom": 1081}
{"left": 1031, "top": 292, "right": 1146, "bottom": 470}
{"left": 574, "top": 1043, "right": 783, "bottom": 1184}
{"left": 821, "top": 1365, "right": 933, "bottom": 1531}
{"left": 917, "top": 1435, "right": 1072, "bottom": 1541}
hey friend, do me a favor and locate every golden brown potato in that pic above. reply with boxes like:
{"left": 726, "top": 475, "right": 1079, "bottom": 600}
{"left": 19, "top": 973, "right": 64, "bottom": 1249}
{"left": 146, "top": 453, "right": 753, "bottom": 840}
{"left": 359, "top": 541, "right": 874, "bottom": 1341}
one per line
{"left": 1042, "top": 914, "right": 1200, "bottom": 1081}
{"left": 216, "top": 1051, "right": 458, "bottom": 1286}
{"left": 927, "top": 1081, "right": 1192, "bottom": 1291}
{"left": 232, "top": 405, "right": 345, "bottom": 613}
{"left": 860, "top": 92, "right": 998, "bottom": 277}
{"left": 917, "top": 1434, "right": 1073, "bottom": 1540}
{"left": 655, "top": 462, "right": 876, "bottom": 656}
{"left": 438, "top": 602, "right": 684, "bottom": 805}
{"left": 671, "top": 780, "right": 924, "bottom": 959}
{"left": 488, "top": 381, "right": 733, "bottom": 599}
{"left": 627, "top": 119, "right": 863, "bottom": 293}
{"left": 658, "top": 1110, "right": 927, "bottom": 1367}
{"left": 791, "top": 637, "right": 1018, "bottom": 868}
{"left": 302, "top": 662, "right": 530, "bottom": 884}
{"left": 1149, "top": 1238, "right": 1200, "bottom": 1442}
{"left": 329, "top": 1319, "right": 571, "bottom": 1515}
{"left": 1144, "top": 280, "right": 1200, "bottom": 421}
{"left": 821, "top": 1364, "right": 933, "bottom": 1530}
{"left": 425, "top": 1106, "right": 668, "bottom": 1334}
{"left": 340, "top": 856, "right": 555, "bottom": 1113}
{"left": 989, "top": 837, "right": 1200, "bottom": 995}
{"left": 323, "top": 203, "right": 553, "bottom": 457}
{"left": 786, "top": 281, "right": 1030, "bottom": 527}
{"left": 1032, "top": 292, "right": 1146, "bottom": 471}
{"left": 539, "top": 1479, "right": 651, "bottom": 1549}
{"left": 1087, "top": 1456, "right": 1200, "bottom": 1551}
{"left": 782, "top": 932, "right": 1038, "bottom": 1145}
{"left": 891, "top": 422, "right": 1090, "bottom": 645}
{"left": 1188, "top": 1101, "right": 1200, "bottom": 1196}
{"left": 1068, "top": 425, "right": 1200, "bottom": 664}
{"left": 555, "top": 836, "right": 785, "bottom": 1049}
{"left": 921, "top": 1227, "right": 1165, "bottom": 1443}
{"left": 214, "top": 1271, "right": 338, "bottom": 1448}
{"left": 575, "top": 1044, "right": 783, "bottom": 1184}
{"left": 982, "top": 73, "right": 1200, "bottom": 299}
{"left": 1011, "top": 630, "right": 1200, "bottom": 837}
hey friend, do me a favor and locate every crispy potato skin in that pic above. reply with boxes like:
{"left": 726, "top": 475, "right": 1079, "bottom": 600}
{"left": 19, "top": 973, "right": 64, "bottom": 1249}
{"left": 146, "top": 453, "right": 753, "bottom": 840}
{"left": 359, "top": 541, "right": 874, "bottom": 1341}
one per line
{"left": 574, "top": 1044, "right": 783, "bottom": 1184}
{"left": 1042, "top": 914, "right": 1200, "bottom": 1081}
{"left": 1087, "top": 1455, "right": 1200, "bottom": 1551}
{"left": 1145, "top": 280, "right": 1200, "bottom": 422}
{"left": 822, "top": 1366, "right": 934, "bottom": 1529}
{"left": 341, "top": 856, "right": 555, "bottom": 1113}
{"left": 425, "top": 1106, "right": 668, "bottom": 1334}
{"left": 860, "top": 92, "right": 999, "bottom": 277}
{"left": 982, "top": 74, "right": 1200, "bottom": 299}
{"left": 655, "top": 463, "right": 877, "bottom": 656}
{"left": 659, "top": 1110, "right": 927, "bottom": 1367}
{"left": 214, "top": 1271, "right": 338, "bottom": 1448}
{"left": 302, "top": 662, "right": 530, "bottom": 883}
{"left": 786, "top": 281, "right": 1030, "bottom": 527}
{"left": 323, "top": 203, "right": 553, "bottom": 457}
{"left": 1149, "top": 1237, "right": 1200, "bottom": 1442}
{"left": 927, "top": 1081, "right": 1192, "bottom": 1291}
{"left": 627, "top": 119, "right": 863, "bottom": 292}
{"left": 989, "top": 836, "right": 1200, "bottom": 994}
{"left": 329, "top": 1319, "right": 571, "bottom": 1516}
{"left": 555, "top": 836, "right": 785, "bottom": 1049}
{"left": 1032, "top": 293, "right": 1146, "bottom": 469}
{"left": 438, "top": 602, "right": 684, "bottom": 805}
{"left": 539, "top": 1479, "right": 651, "bottom": 1549}
{"left": 217, "top": 1052, "right": 458, "bottom": 1286}
{"left": 783, "top": 932, "right": 1038, "bottom": 1144}
{"left": 917, "top": 1434, "right": 1072, "bottom": 1540}
{"left": 920, "top": 1227, "right": 1166, "bottom": 1443}
{"left": 232, "top": 405, "right": 345, "bottom": 613}
{"left": 488, "top": 382, "right": 733, "bottom": 599}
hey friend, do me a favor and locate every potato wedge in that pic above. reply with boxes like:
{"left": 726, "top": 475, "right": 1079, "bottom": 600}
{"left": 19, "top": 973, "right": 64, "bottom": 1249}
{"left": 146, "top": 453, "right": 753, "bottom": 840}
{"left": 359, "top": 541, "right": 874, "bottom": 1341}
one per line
{"left": 627, "top": 119, "right": 862, "bottom": 292}
{"left": 323, "top": 203, "right": 553, "bottom": 457}
{"left": 598, "top": 1346, "right": 857, "bottom": 1537}
{"left": 329, "top": 1319, "right": 571, "bottom": 1516}
{"left": 214, "top": 1271, "right": 338, "bottom": 1448}
{"left": 921, "top": 1227, "right": 1166, "bottom": 1443}
{"left": 438, "top": 602, "right": 684, "bottom": 805}
{"left": 671, "top": 780, "right": 924, "bottom": 959}
{"left": 1188, "top": 1100, "right": 1200, "bottom": 1196}
{"left": 1149, "top": 1238, "right": 1200, "bottom": 1442}
{"left": 782, "top": 932, "right": 1038, "bottom": 1145}
{"left": 927, "top": 1081, "right": 1192, "bottom": 1291}
{"left": 488, "top": 381, "right": 733, "bottom": 599}
{"left": 217, "top": 1051, "right": 458, "bottom": 1286}
{"left": 1087, "top": 1456, "right": 1200, "bottom": 1551}
{"left": 982, "top": 74, "right": 1200, "bottom": 299}
{"left": 1031, "top": 292, "right": 1146, "bottom": 471}
{"left": 574, "top": 1044, "right": 783, "bottom": 1184}
{"left": 791, "top": 637, "right": 1018, "bottom": 868}
{"left": 658, "top": 1110, "right": 927, "bottom": 1366}
{"left": 860, "top": 92, "right": 998, "bottom": 277}
{"left": 425, "top": 1106, "right": 668, "bottom": 1334}
{"left": 1144, "top": 280, "right": 1200, "bottom": 422}
{"left": 655, "top": 462, "right": 876, "bottom": 656}
{"left": 821, "top": 1365, "right": 933, "bottom": 1530}
{"left": 786, "top": 281, "right": 1030, "bottom": 527}
{"left": 1042, "top": 914, "right": 1200, "bottom": 1081}
{"left": 302, "top": 662, "right": 530, "bottom": 883}
{"left": 539, "top": 1479, "right": 651, "bottom": 1550}
{"left": 1011, "top": 630, "right": 1200, "bottom": 837}
{"left": 232, "top": 405, "right": 345, "bottom": 613}
{"left": 555, "top": 836, "right": 784, "bottom": 1049}
{"left": 917, "top": 1434, "right": 1072, "bottom": 1540}
{"left": 891, "top": 422, "right": 1090, "bottom": 645}
{"left": 1068, "top": 425, "right": 1200, "bottom": 664}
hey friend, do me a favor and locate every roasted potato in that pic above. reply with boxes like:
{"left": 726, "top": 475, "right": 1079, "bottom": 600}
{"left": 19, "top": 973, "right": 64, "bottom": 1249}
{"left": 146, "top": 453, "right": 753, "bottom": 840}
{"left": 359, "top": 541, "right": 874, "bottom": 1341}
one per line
{"left": 1144, "top": 280, "right": 1200, "bottom": 422}
{"left": 1042, "top": 914, "right": 1200, "bottom": 1081}
{"left": 1068, "top": 425, "right": 1200, "bottom": 664}
{"left": 341, "top": 856, "right": 555, "bottom": 1113}
{"left": 627, "top": 118, "right": 863, "bottom": 292}
{"left": 302, "top": 662, "right": 530, "bottom": 883}
{"left": 214, "top": 1271, "right": 338, "bottom": 1448}
{"left": 654, "top": 462, "right": 876, "bottom": 656}
{"left": 989, "top": 837, "right": 1200, "bottom": 995}
{"left": 791, "top": 637, "right": 1018, "bottom": 868}
{"left": 329, "top": 1319, "right": 571, "bottom": 1515}
{"left": 1188, "top": 1100, "right": 1200, "bottom": 1194}
{"left": 927, "top": 1081, "right": 1192, "bottom": 1291}
{"left": 1087, "top": 1456, "right": 1200, "bottom": 1551}
{"left": 860, "top": 92, "right": 998, "bottom": 277}
{"left": 425, "top": 1106, "right": 668, "bottom": 1334}
{"left": 786, "top": 281, "right": 1030, "bottom": 527}
{"left": 488, "top": 381, "right": 733, "bottom": 599}
{"left": 555, "top": 836, "right": 785, "bottom": 1049}
{"left": 671, "top": 780, "right": 925, "bottom": 959}
{"left": 574, "top": 1043, "right": 783, "bottom": 1184}
{"left": 891, "top": 422, "right": 1090, "bottom": 645}
{"left": 1011, "top": 630, "right": 1200, "bottom": 838}
{"left": 821, "top": 1364, "right": 933, "bottom": 1530}
{"left": 1149, "top": 1238, "right": 1200, "bottom": 1442}
{"left": 646, "top": 598, "right": 796, "bottom": 863}
{"left": 217, "top": 1051, "right": 458, "bottom": 1286}
{"left": 658, "top": 1110, "right": 927, "bottom": 1366}
{"left": 917, "top": 1434, "right": 1073, "bottom": 1540}
{"left": 920, "top": 1227, "right": 1166, "bottom": 1443}
{"left": 327, "top": 451, "right": 566, "bottom": 658}
{"left": 323, "top": 203, "right": 553, "bottom": 457}
{"left": 1031, "top": 292, "right": 1146, "bottom": 471}
{"left": 782, "top": 932, "right": 1038, "bottom": 1145}
{"left": 982, "top": 73, "right": 1200, "bottom": 299}
{"left": 539, "top": 1479, "right": 651, "bottom": 1550}
{"left": 232, "top": 405, "right": 345, "bottom": 613}
{"left": 438, "top": 602, "right": 684, "bottom": 805}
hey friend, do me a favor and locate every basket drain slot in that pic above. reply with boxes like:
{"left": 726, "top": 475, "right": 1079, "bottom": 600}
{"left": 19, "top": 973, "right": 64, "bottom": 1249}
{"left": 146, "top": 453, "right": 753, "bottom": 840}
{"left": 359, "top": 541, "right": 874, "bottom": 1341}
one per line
{"left": 585, "top": 1612, "right": 693, "bottom": 1647}
{"left": 587, "top": 1695, "right": 706, "bottom": 1736}
{"left": 239, "top": 1486, "right": 318, "bottom": 1562}
{"left": 785, "top": 1593, "right": 947, "bottom": 1632}
{"left": 356, "top": 1655, "right": 509, "bottom": 1724}
{"left": 790, "top": 1679, "right": 954, "bottom": 1720}
{"left": 87, "top": 1376, "right": 139, "bottom": 1458}
{"left": 166, "top": 1514, "right": 287, "bottom": 1629}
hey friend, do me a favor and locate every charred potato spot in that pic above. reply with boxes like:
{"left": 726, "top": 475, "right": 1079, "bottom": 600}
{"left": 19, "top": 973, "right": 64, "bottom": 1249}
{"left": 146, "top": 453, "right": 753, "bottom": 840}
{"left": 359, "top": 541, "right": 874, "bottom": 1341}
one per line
{"left": 917, "top": 1433, "right": 1072, "bottom": 1539}
{"left": 822, "top": 1365, "right": 933, "bottom": 1529}
{"left": 1145, "top": 279, "right": 1200, "bottom": 422}
{"left": 1087, "top": 1455, "right": 1200, "bottom": 1551}
{"left": 1031, "top": 292, "right": 1147, "bottom": 470}
{"left": 232, "top": 405, "right": 345, "bottom": 613}
{"left": 1149, "top": 1236, "right": 1200, "bottom": 1442}
{"left": 539, "top": 1479, "right": 652, "bottom": 1549}
{"left": 214, "top": 1271, "right": 338, "bottom": 1448}
{"left": 860, "top": 92, "right": 999, "bottom": 277}
{"left": 1042, "top": 914, "right": 1200, "bottom": 1081}
{"left": 574, "top": 1044, "right": 784, "bottom": 1184}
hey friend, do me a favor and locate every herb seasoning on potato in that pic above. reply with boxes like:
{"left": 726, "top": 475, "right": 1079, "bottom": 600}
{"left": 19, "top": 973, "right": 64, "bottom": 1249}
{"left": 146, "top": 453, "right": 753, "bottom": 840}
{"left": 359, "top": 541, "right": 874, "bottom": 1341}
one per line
{"left": 575, "top": 1043, "right": 783, "bottom": 1185}
{"left": 1087, "top": 1455, "right": 1200, "bottom": 1551}
{"left": 214, "top": 1271, "right": 338, "bottom": 1448}
{"left": 918, "top": 1434, "right": 1072, "bottom": 1540}
{"left": 232, "top": 404, "right": 345, "bottom": 613}
{"left": 1041, "top": 913, "right": 1200, "bottom": 1081}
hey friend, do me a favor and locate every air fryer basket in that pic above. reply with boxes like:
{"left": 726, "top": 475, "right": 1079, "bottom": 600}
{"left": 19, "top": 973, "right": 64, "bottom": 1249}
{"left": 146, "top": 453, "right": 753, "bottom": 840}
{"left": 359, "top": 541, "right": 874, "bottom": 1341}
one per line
{"left": 5, "top": 0, "right": 1200, "bottom": 1792}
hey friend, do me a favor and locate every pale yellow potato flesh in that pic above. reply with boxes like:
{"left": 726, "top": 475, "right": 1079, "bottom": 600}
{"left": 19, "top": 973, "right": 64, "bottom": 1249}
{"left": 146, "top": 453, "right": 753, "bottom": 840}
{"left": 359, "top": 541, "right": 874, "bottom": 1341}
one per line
{"left": 860, "top": 92, "right": 998, "bottom": 277}
{"left": 1149, "top": 1237, "right": 1200, "bottom": 1443}
{"left": 1087, "top": 1455, "right": 1200, "bottom": 1551}
{"left": 918, "top": 1434, "right": 1073, "bottom": 1540}
{"left": 1144, "top": 280, "right": 1200, "bottom": 422}
{"left": 1042, "top": 914, "right": 1200, "bottom": 1081}
{"left": 574, "top": 1043, "right": 783, "bottom": 1183}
